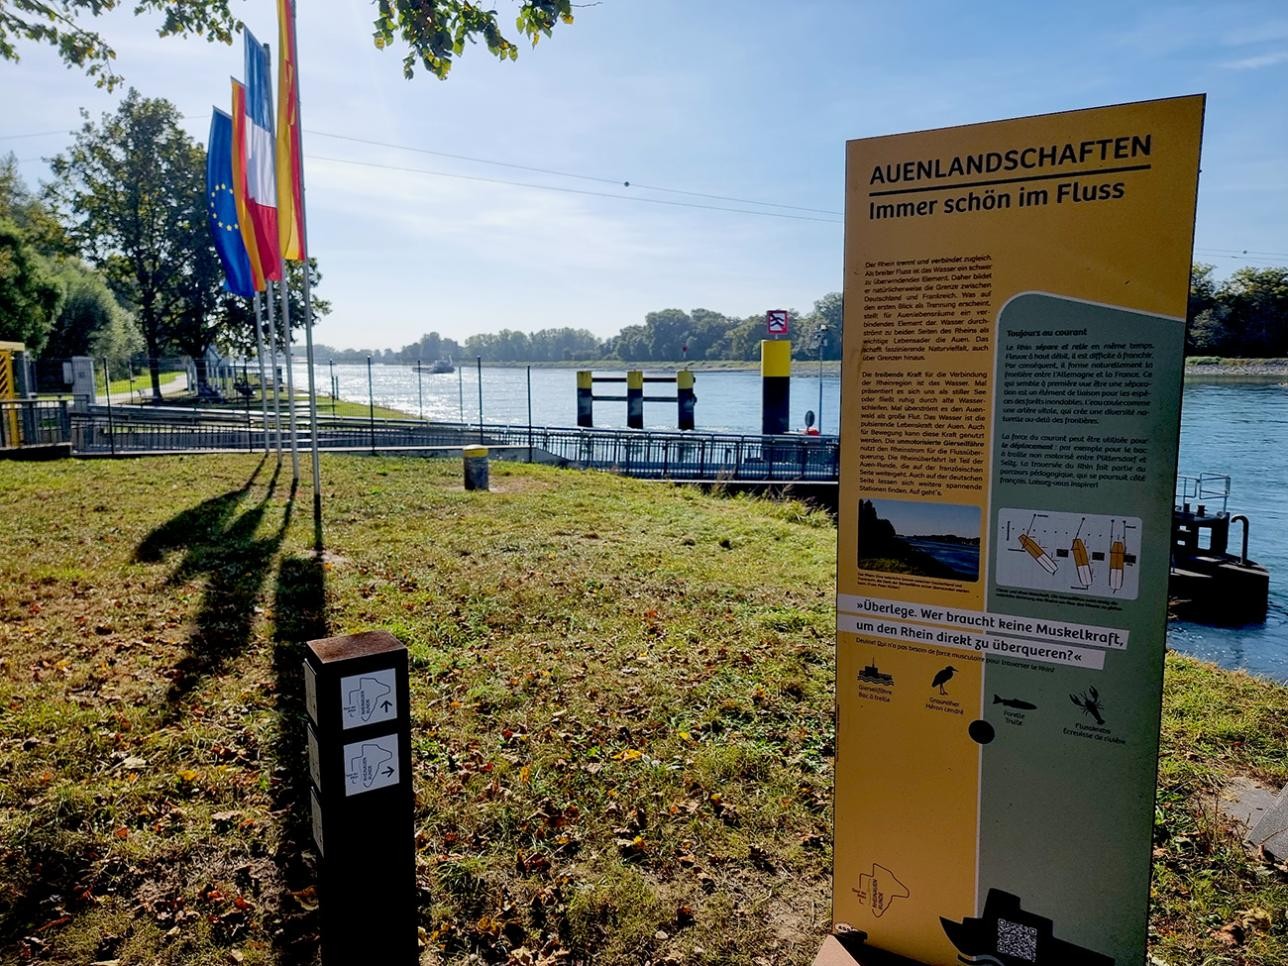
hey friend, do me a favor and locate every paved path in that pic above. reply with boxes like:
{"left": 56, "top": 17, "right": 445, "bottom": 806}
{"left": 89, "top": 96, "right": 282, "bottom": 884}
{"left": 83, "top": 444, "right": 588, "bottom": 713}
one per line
{"left": 109, "top": 373, "right": 189, "bottom": 406}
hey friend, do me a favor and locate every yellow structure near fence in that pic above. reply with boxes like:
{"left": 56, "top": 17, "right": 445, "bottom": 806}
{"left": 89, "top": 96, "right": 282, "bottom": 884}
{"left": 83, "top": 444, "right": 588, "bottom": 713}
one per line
{"left": 0, "top": 341, "right": 23, "bottom": 446}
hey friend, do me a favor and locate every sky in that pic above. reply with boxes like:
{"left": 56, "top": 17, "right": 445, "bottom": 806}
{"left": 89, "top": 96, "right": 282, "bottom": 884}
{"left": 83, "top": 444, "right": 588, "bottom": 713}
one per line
{"left": 869, "top": 499, "right": 981, "bottom": 540}
{"left": 2, "top": 0, "right": 1286, "bottom": 350}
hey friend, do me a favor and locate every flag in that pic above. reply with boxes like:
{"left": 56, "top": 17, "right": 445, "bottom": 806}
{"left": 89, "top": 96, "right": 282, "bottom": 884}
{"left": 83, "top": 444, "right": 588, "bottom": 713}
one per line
{"left": 276, "top": 0, "right": 306, "bottom": 260}
{"left": 243, "top": 27, "right": 282, "bottom": 280}
{"left": 231, "top": 80, "right": 267, "bottom": 292}
{"left": 206, "top": 109, "right": 256, "bottom": 299}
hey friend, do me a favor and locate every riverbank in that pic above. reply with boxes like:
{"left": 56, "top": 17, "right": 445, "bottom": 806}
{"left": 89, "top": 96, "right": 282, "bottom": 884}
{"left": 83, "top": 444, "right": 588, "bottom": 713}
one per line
{"left": 324, "top": 356, "right": 1288, "bottom": 378}
{"left": 0, "top": 456, "right": 1284, "bottom": 963}
{"left": 1184, "top": 357, "right": 1288, "bottom": 378}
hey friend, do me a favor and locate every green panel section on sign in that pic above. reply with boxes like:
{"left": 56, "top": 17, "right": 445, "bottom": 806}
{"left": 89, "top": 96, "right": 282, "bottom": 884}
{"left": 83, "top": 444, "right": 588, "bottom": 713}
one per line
{"left": 977, "top": 293, "right": 1183, "bottom": 962}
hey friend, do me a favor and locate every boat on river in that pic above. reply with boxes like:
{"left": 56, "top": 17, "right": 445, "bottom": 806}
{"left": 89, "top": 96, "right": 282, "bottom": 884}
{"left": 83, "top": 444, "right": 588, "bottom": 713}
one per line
{"left": 412, "top": 357, "right": 455, "bottom": 374}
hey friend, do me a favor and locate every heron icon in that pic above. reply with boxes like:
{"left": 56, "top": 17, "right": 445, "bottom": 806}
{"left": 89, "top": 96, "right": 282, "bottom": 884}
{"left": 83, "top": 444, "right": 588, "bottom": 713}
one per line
{"left": 931, "top": 665, "right": 957, "bottom": 695}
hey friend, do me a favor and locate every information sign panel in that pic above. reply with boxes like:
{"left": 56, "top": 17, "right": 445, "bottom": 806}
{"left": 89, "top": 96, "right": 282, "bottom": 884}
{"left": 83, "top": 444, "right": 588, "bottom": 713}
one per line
{"left": 834, "top": 95, "right": 1204, "bottom": 964}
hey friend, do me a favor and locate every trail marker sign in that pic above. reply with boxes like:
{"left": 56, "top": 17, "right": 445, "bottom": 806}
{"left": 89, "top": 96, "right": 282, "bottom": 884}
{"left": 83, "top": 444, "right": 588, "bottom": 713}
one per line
{"left": 304, "top": 630, "right": 417, "bottom": 965}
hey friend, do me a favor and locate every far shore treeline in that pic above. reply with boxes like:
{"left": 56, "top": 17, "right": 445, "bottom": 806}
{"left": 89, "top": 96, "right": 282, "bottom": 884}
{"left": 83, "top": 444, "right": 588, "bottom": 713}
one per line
{"left": 317, "top": 263, "right": 1287, "bottom": 365}
{"left": 4, "top": 113, "right": 1285, "bottom": 380}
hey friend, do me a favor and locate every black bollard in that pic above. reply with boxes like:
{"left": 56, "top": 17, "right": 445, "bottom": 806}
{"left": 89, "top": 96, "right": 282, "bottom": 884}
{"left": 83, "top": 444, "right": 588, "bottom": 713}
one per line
{"left": 304, "top": 630, "right": 417, "bottom": 966}
{"left": 677, "top": 370, "right": 696, "bottom": 430}
{"left": 626, "top": 370, "right": 644, "bottom": 429}
{"left": 463, "top": 445, "right": 490, "bottom": 491}
{"left": 576, "top": 370, "right": 593, "bottom": 427}
{"left": 761, "top": 340, "right": 790, "bottom": 435}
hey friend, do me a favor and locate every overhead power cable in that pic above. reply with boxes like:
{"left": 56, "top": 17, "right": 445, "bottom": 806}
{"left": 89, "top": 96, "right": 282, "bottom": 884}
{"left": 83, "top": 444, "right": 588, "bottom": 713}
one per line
{"left": 308, "top": 153, "right": 844, "bottom": 224}
{"left": 302, "top": 128, "right": 843, "bottom": 215}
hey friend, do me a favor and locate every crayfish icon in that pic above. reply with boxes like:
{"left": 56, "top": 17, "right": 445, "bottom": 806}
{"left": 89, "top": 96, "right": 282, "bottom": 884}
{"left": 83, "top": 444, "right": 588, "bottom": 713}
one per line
{"left": 1070, "top": 686, "right": 1106, "bottom": 725}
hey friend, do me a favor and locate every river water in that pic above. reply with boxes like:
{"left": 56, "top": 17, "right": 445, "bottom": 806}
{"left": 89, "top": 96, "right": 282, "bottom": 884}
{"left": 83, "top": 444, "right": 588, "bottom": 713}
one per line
{"left": 307, "top": 362, "right": 1287, "bottom": 681}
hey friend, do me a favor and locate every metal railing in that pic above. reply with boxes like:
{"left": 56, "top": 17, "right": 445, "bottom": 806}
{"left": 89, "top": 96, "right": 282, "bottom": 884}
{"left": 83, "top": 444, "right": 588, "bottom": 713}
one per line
{"left": 0, "top": 399, "right": 71, "bottom": 449}
{"left": 1175, "top": 473, "right": 1230, "bottom": 514}
{"left": 68, "top": 406, "right": 841, "bottom": 482}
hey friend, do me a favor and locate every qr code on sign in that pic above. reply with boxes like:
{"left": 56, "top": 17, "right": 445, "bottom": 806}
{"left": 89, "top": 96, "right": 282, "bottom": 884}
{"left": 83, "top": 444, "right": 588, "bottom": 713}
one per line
{"left": 996, "top": 918, "right": 1038, "bottom": 961}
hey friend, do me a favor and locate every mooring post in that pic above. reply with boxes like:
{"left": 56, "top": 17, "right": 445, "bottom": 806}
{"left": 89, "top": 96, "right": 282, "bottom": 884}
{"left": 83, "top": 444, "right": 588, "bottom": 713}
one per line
{"left": 677, "top": 369, "right": 696, "bottom": 430}
{"left": 626, "top": 370, "right": 644, "bottom": 429}
{"left": 463, "top": 444, "right": 490, "bottom": 491}
{"left": 576, "top": 370, "right": 593, "bottom": 427}
{"left": 760, "top": 340, "right": 791, "bottom": 435}
{"left": 303, "top": 630, "right": 416, "bottom": 965}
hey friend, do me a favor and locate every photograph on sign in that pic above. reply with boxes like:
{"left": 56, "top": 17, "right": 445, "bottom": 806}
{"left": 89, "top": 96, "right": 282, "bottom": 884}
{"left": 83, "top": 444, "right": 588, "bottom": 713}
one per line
{"left": 340, "top": 666, "right": 398, "bottom": 729}
{"left": 834, "top": 95, "right": 1203, "bottom": 965}
{"left": 342, "top": 733, "right": 401, "bottom": 796}
{"left": 858, "top": 498, "right": 981, "bottom": 582}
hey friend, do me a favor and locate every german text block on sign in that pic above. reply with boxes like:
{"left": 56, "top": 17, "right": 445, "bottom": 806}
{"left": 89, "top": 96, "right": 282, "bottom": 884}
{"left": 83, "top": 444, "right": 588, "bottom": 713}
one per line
{"left": 343, "top": 733, "right": 400, "bottom": 796}
{"left": 340, "top": 667, "right": 397, "bottom": 729}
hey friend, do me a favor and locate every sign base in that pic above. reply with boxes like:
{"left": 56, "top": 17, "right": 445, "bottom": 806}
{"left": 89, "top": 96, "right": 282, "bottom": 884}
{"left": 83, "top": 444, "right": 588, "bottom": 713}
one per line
{"left": 812, "top": 933, "right": 928, "bottom": 966}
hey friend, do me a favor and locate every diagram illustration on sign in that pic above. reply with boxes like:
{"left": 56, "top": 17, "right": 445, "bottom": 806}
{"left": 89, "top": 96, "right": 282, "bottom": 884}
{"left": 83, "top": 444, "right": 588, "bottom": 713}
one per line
{"left": 342, "top": 733, "right": 400, "bottom": 796}
{"left": 931, "top": 665, "right": 957, "bottom": 695}
{"left": 996, "top": 509, "right": 1142, "bottom": 600}
{"left": 766, "top": 309, "right": 789, "bottom": 336}
{"left": 340, "top": 667, "right": 397, "bottom": 729}
{"left": 852, "top": 863, "right": 909, "bottom": 918}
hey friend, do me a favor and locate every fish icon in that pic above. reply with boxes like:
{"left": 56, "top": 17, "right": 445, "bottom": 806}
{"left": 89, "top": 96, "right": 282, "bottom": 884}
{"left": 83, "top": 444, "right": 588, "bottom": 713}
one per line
{"left": 993, "top": 695, "right": 1037, "bottom": 710}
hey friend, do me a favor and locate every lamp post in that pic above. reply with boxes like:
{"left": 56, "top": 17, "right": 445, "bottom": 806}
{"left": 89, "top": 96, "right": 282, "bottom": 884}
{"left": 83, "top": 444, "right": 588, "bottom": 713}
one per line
{"left": 816, "top": 323, "right": 829, "bottom": 434}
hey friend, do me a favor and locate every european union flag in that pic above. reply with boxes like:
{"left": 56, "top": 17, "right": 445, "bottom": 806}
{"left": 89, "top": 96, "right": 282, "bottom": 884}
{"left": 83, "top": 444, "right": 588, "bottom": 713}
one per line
{"left": 207, "top": 109, "right": 256, "bottom": 299}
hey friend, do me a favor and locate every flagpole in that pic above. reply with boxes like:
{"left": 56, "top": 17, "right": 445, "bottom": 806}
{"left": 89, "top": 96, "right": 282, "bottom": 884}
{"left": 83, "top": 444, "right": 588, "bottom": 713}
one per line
{"left": 285, "top": 0, "right": 324, "bottom": 550}
{"left": 279, "top": 270, "right": 301, "bottom": 484}
{"left": 262, "top": 39, "right": 301, "bottom": 486}
{"left": 253, "top": 291, "right": 270, "bottom": 454}
{"left": 265, "top": 280, "right": 284, "bottom": 463}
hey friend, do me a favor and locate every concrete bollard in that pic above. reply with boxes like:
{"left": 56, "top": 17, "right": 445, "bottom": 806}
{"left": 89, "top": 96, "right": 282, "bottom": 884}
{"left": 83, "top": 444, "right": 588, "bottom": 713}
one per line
{"left": 463, "top": 444, "right": 490, "bottom": 491}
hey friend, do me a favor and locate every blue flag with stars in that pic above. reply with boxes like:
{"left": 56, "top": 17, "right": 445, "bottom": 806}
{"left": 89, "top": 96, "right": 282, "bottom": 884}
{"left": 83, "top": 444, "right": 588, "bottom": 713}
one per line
{"left": 207, "top": 108, "right": 255, "bottom": 299}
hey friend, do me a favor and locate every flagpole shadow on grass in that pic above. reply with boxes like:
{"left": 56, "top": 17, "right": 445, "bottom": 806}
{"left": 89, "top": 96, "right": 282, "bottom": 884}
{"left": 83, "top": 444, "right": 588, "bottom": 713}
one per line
{"left": 267, "top": 532, "right": 329, "bottom": 962}
{"left": 134, "top": 456, "right": 292, "bottom": 720}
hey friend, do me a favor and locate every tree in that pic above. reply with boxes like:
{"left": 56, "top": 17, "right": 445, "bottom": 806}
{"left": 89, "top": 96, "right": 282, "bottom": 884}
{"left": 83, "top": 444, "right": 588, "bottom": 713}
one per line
{"left": 1, "top": 1, "right": 574, "bottom": 89}
{"left": 47, "top": 90, "right": 202, "bottom": 401}
{"left": 220, "top": 259, "right": 332, "bottom": 359}
{"left": 1218, "top": 266, "right": 1288, "bottom": 357}
{"left": 0, "top": 154, "right": 70, "bottom": 257}
{"left": 0, "top": 218, "right": 62, "bottom": 351}
{"left": 43, "top": 258, "right": 141, "bottom": 370}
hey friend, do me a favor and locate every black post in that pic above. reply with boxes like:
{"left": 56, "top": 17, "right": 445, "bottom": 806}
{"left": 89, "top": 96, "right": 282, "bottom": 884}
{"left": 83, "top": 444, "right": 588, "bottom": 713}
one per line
{"left": 677, "top": 370, "right": 696, "bottom": 431}
{"left": 304, "top": 631, "right": 417, "bottom": 965}
{"left": 417, "top": 358, "right": 424, "bottom": 422}
{"left": 102, "top": 357, "right": 116, "bottom": 456}
{"left": 626, "top": 370, "right": 644, "bottom": 429}
{"left": 760, "top": 340, "right": 790, "bottom": 436}
{"left": 576, "top": 370, "right": 593, "bottom": 427}
{"left": 476, "top": 356, "right": 484, "bottom": 444}
{"left": 367, "top": 356, "right": 376, "bottom": 455}
{"left": 329, "top": 361, "right": 336, "bottom": 417}
{"left": 526, "top": 365, "right": 533, "bottom": 462}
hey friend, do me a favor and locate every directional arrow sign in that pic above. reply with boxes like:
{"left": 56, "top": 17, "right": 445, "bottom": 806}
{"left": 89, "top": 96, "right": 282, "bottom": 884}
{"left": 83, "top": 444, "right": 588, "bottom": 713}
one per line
{"left": 340, "top": 667, "right": 398, "bottom": 729}
{"left": 342, "top": 733, "right": 401, "bottom": 796}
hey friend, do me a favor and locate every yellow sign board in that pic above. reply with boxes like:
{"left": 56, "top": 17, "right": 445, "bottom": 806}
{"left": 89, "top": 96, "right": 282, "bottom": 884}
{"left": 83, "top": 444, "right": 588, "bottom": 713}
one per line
{"left": 835, "top": 96, "right": 1204, "bottom": 963}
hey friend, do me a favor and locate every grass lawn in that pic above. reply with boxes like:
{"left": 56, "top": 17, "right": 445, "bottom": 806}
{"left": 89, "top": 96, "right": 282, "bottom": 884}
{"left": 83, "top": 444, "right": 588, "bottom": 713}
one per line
{"left": 166, "top": 391, "right": 414, "bottom": 421}
{"left": 97, "top": 369, "right": 184, "bottom": 396}
{"left": 0, "top": 455, "right": 1285, "bottom": 964}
